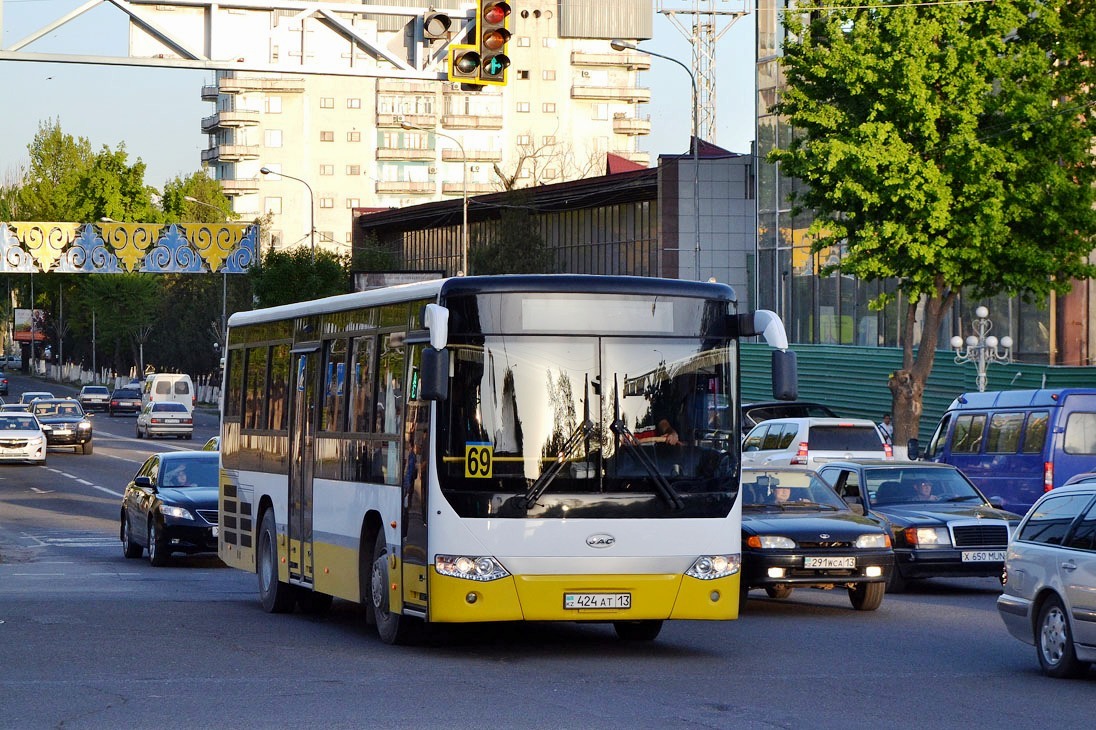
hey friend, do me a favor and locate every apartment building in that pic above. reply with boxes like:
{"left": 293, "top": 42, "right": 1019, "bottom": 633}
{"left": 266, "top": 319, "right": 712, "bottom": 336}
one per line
{"left": 200, "top": 2, "right": 654, "bottom": 255}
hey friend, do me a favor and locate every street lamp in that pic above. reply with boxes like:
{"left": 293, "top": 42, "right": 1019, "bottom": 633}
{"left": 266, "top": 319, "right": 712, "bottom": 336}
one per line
{"left": 183, "top": 196, "right": 229, "bottom": 345}
{"left": 401, "top": 120, "right": 468, "bottom": 275}
{"left": 611, "top": 39, "right": 701, "bottom": 281}
{"left": 259, "top": 166, "right": 316, "bottom": 262}
{"left": 951, "top": 306, "right": 1013, "bottom": 392}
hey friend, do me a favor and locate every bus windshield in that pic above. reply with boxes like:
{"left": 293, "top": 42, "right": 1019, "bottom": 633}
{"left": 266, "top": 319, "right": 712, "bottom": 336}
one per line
{"left": 436, "top": 293, "right": 737, "bottom": 518}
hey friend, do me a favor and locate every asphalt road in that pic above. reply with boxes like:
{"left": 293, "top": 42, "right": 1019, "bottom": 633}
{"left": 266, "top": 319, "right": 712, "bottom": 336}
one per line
{"left": 0, "top": 373, "right": 1093, "bottom": 729}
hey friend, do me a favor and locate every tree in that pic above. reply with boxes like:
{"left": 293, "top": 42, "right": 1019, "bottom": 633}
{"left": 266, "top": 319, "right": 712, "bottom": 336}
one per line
{"left": 468, "top": 193, "right": 553, "bottom": 274}
{"left": 249, "top": 247, "right": 349, "bottom": 307}
{"left": 770, "top": 0, "right": 1096, "bottom": 444}
{"left": 15, "top": 119, "right": 94, "bottom": 220}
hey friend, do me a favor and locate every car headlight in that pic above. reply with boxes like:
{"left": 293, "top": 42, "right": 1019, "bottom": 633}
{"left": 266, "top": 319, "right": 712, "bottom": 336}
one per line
{"left": 746, "top": 535, "right": 796, "bottom": 549}
{"left": 28, "top": 436, "right": 45, "bottom": 446}
{"left": 855, "top": 533, "right": 891, "bottom": 549}
{"left": 904, "top": 526, "right": 950, "bottom": 546}
{"left": 78, "top": 421, "right": 91, "bottom": 430}
{"left": 686, "top": 554, "right": 741, "bottom": 580}
{"left": 160, "top": 505, "right": 194, "bottom": 520}
{"left": 435, "top": 554, "right": 509, "bottom": 581}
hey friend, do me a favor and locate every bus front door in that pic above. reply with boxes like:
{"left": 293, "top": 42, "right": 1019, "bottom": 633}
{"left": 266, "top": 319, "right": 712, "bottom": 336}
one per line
{"left": 289, "top": 349, "right": 318, "bottom": 585}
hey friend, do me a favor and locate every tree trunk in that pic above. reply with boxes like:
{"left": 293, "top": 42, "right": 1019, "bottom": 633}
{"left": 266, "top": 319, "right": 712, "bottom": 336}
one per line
{"left": 888, "top": 284, "right": 958, "bottom": 449}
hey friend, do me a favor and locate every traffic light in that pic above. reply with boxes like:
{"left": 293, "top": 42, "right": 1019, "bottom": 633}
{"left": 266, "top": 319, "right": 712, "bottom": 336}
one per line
{"left": 423, "top": 12, "right": 452, "bottom": 39}
{"left": 477, "top": 1, "right": 511, "bottom": 85}
{"left": 447, "top": 44, "right": 481, "bottom": 82}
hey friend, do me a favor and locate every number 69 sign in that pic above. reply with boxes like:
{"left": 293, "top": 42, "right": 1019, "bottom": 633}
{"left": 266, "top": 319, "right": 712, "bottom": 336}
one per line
{"left": 464, "top": 442, "right": 493, "bottom": 478}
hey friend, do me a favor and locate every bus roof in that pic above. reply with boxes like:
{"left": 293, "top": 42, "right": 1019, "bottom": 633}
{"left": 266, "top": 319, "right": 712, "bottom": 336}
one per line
{"left": 948, "top": 388, "right": 1096, "bottom": 410}
{"left": 228, "top": 275, "right": 737, "bottom": 328}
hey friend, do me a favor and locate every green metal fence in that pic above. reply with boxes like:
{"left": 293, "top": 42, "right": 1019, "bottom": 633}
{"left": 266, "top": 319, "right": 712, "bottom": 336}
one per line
{"left": 742, "top": 343, "right": 1096, "bottom": 441}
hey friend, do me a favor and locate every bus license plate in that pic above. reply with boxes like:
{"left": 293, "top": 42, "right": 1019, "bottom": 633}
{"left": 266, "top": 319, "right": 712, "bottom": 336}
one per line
{"left": 962, "top": 550, "right": 1005, "bottom": 562}
{"left": 564, "top": 593, "right": 631, "bottom": 609}
{"left": 804, "top": 556, "right": 856, "bottom": 569}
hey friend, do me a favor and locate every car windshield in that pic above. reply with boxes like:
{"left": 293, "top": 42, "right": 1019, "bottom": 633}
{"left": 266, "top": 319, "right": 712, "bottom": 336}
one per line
{"left": 741, "top": 470, "right": 847, "bottom": 510}
{"left": 0, "top": 415, "right": 38, "bottom": 430}
{"left": 160, "top": 458, "right": 218, "bottom": 488}
{"left": 114, "top": 390, "right": 140, "bottom": 398}
{"left": 865, "top": 468, "right": 987, "bottom": 506}
{"left": 34, "top": 402, "right": 81, "bottom": 417}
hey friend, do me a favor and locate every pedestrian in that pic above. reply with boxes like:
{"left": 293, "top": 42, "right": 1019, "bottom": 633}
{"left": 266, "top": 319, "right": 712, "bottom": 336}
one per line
{"left": 878, "top": 413, "right": 894, "bottom": 445}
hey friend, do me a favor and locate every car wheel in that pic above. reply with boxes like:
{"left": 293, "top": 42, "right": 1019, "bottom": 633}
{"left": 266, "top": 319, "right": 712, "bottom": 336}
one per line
{"left": 147, "top": 521, "right": 169, "bottom": 566}
{"left": 135, "top": 424, "right": 142, "bottom": 439}
{"left": 121, "top": 511, "right": 142, "bottom": 559}
{"left": 258, "top": 509, "right": 295, "bottom": 613}
{"left": 765, "top": 585, "right": 794, "bottom": 600}
{"left": 371, "top": 530, "right": 419, "bottom": 645}
{"left": 613, "top": 620, "right": 663, "bottom": 641}
{"left": 1037, "top": 595, "right": 1090, "bottom": 678}
{"left": 81, "top": 441, "right": 93, "bottom": 455}
{"left": 848, "top": 582, "right": 885, "bottom": 611}
{"left": 886, "top": 566, "right": 908, "bottom": 593}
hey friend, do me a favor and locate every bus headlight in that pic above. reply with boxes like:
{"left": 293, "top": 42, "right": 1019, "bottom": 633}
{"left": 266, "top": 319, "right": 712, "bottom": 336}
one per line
{"left": 686, "top": 554, "right": 740, "bottom": 580}
{"left": 435, "top": 554, "right": 510, "bottom": 582}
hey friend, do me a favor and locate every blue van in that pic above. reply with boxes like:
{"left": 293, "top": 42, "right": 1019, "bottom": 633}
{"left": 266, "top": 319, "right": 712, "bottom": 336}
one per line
{"left": 921, "top": 388, "right": 1096, "bottom": 515}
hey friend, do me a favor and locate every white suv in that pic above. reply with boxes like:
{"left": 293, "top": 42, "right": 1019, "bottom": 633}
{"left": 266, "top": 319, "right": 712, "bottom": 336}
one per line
{"left": 742, "top": 417, "right": 892, "bottom": 468}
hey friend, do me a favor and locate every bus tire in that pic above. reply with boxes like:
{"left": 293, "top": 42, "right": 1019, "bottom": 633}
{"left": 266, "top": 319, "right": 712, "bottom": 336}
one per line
{"left": 371, "top": 531, "right": 417, "bottom": 645}
{"left": 613, "top": 620, "right": 662, "bottom": 641}
{"left": 258, "top": 509, "right": 295, "bottom": 613}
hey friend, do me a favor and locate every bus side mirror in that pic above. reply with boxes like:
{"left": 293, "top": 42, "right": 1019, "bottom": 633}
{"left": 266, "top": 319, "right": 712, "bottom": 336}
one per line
{"left": 771, "top": 349, "right": 798, "bottom": 401}
{"left": 907, "top": 438, "right": 920, "bottom": 460}
{"left": 419, "top": 347, "right": 449, "bottom": 401}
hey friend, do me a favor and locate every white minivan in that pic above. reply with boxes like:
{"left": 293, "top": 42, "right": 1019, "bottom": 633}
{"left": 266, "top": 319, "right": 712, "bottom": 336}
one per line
{"left": 742, "top": 417, "right": 893, "bottom": 468}
{"left": 141, "top": 373, "right": 196, "bottom": 410}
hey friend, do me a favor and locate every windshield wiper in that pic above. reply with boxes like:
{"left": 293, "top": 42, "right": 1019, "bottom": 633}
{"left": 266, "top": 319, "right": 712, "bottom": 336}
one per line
{"left": 523, "top": 376, "right": 594, "bottom": 509}
{"left": 609, "top": 375, "right": 685, "bottom": 511}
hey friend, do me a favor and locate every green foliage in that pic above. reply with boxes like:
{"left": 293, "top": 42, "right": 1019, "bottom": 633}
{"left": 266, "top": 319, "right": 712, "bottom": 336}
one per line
{"left": 15, "top": 119, "right": 94, "bottom": 220}
{"left": 468, "top": 196, "right": 553, "bottom": 274}
{"left": 771, "top": 0, "right": 1096, "bottom": 306}
{"left": 249, "top": 246, "right": 350, "bottom": 307}
{"left": 352, "top": 232, "right": 400, "bottom": 272}
{"left": 162, "top": 173, "right": 236, "bottom": 223}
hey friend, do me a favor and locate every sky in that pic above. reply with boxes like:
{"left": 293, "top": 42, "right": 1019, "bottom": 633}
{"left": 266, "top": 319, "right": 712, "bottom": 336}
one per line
{"left": 0, "top": 0, "right": 756, "bottom": 188}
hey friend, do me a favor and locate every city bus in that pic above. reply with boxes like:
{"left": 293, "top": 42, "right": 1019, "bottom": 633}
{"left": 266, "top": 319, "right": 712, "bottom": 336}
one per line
{"left": 218, "top": 275, "right": 797, "bottom": 643}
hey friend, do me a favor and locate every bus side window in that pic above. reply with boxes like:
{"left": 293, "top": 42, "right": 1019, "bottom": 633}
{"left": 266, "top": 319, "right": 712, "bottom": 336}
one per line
{"left": 1021, "top": 411, "right": 1049, "bottom": 454}
{"left": 951, "top": 414, "right": 986, "bottom": 454}
{"left": 987, "top": 413, "right": 1024, "bottom": 453}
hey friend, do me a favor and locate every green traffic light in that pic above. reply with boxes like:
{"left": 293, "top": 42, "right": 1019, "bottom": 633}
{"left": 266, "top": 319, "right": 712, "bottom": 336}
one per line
{"left": 455, "top": 51, "right": 480, "bottom": 74}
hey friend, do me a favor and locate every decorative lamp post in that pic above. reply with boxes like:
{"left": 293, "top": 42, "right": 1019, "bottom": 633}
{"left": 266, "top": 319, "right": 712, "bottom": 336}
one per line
{"left": 611, "top": 38, "right": 701, "bottom": 281}
{"left": 259, "top": 166, "right": 316, "bottom": 262}
{"left": 950, "top": 306, "right": 1013, "bottom": 392}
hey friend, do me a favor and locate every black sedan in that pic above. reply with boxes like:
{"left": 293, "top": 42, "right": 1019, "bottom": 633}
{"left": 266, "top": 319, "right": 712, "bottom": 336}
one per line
{"left": 120, "top": 451, "right": 220, "bottom": 566}
{"left": 740, "top": 467, "right": 894, "bottom": 611}
{"left": 31, "top": 398, "right": 93, "bottom": 454}
{"left": 108, "top": 387, "right": 142, "bottom": 416}
{"left": 816, "top": 460, "right": 1023, "bottom": 592}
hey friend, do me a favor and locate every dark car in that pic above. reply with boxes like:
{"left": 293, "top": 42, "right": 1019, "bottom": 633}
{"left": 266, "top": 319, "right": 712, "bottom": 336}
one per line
{"left": 77, "top": 385, "right": 111, "bottom": 412}
{"left": 108, "top": 387, "right": 142, "bottom": 416}
{"left": 740, "top": 467, "right": 894, "bottom": 611}
{"left": 120, "top": 450, "right": 220, "bottom": 566}
{"left": 817, "top": 460, "right": 1022, "bottom": 592}
{"left": 741, "top": 400, "right": 838, "bottom": 435}
{"left": 30, "top": 398, "right": 93, "bottom": 455}
{"left": 0, "top": 369, "right": 8, "bottom": 396}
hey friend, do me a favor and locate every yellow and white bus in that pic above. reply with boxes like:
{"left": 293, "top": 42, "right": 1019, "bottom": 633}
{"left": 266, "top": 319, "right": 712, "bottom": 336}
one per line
{"left": 218, "top": 275, "right": 796, "bottom": 643}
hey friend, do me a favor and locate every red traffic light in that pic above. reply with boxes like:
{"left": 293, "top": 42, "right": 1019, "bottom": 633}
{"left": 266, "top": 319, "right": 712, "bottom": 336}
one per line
{"left": 482, "top": 2, "right": 511, "bottom": 25}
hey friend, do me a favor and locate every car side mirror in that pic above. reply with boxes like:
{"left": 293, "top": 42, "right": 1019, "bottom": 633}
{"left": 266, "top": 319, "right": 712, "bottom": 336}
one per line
{"left": 134, "top": 475, "right": 156, "bottom": 492}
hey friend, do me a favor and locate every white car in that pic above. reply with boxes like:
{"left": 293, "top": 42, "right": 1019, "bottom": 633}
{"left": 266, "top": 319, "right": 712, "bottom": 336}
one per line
{"left": 136, "top": 401, "right": 194, "bottom": 440}
{"left": 19, "top": 390, "right": 55, "bottom": 405}
{"left": 0, "top": 412, "right": 48, "bottom": 464}
{"left": 742, "top": 417, "right": 893, "bottom": 468}
{"left": 997, "top": 480, "right": 1096, "bottom": 678}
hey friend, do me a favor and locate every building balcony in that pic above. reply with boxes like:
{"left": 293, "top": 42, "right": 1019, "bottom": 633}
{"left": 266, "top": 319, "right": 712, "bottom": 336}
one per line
{"left": 571, "top": 51, "right": 650, "bottom": 70}
{"left": 219, "top": 177, "right": 261, "bottom": 196}
{"left": 441, "top": 114, "right": 503, "bottom": 130}
{"left": 377, "top": 79, "right": 439, "bottom": 94}
{"left": 218, "top": 76, "right": 307, "bottom": 94}
{"left": 571, "top": 86, "right": 651, "bottom": 103}
{"left": 375, "top": 181, "right": 437, "bottom": 195}
{"left": 612, "top": 114, "right": 652, "bottom": 136}
{"left": 377, "top": 147, "right": 436, "bottom": 161}
{"left": 610, "top": 150, "right": 650, "bottom": 166}
{"left": 442, "top": 149, "right": 502, "bottom": 163}
{"left": 201, "top": 84, "right": 219, "bottom": 102}
{"left": 442, "top": 181, "right": 497, "bottom": 195}
{"left": 201, "top": 144, "right": 261, "bottom": 163}
{"left": 376, "top": 113, "right": 436, "bottom": 128}
{"left": 200, "top": 110, "right": 261, "bottom": 132}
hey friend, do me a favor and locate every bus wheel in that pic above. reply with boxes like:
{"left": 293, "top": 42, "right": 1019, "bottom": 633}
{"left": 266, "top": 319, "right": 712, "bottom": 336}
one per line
{"left": 370, "top": 531, "right": 417, "bottom": 645}
{"left": 613, "top": 620, "right": 662, "bottom": 641}
{"left": 258, "top": 510, "right": 294, "bottom": 613}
